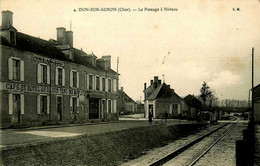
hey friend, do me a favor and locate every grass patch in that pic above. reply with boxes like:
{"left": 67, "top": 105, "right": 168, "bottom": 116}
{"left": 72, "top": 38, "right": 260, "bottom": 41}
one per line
{"left": 0, "top": 124, "right": 206, "bottom": 166}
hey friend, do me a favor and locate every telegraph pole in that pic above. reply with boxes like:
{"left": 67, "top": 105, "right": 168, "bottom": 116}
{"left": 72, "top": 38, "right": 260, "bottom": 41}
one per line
{"left": 251, "top": 47, "right": 254, "bottom": 123}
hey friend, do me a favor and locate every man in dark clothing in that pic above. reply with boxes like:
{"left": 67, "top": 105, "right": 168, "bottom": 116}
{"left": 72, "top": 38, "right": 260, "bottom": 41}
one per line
{"left": 164, "top": 111, "right": 168, "bottom": 124}
{"left": 148, "top": 109, "right": 153, "bottom": 125}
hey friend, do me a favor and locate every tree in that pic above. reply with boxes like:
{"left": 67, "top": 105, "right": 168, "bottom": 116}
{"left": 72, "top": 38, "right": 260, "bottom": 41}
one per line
{"left": 200, "top": 81, "right": 212, "bottom": 109}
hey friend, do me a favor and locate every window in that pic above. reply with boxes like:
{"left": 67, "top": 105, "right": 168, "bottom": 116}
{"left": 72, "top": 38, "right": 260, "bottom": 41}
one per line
{"left": 37, "top": 95, "right": 49, "bottom": 115}
{"left": 41, "top": 96, "right": 48, "bottom": 114}
{"left": 107, "top": 100, "right": 112, "bottom": 113}
{"left": 73, "top": 71, "right": 77, "bottom": 87}
{"left": 56, "top": 67, "right": 65, "bottom": 86}
{"left": 89, "top": 75, "right": 93, "bottom": 90}
{"left": 108, "top": 79, "right": 112, "bottom": 92}
{"left": 96, "top": 76, "right": 100, "bottom": 90}
{"left": 70, "top": 70, "right": 79, "bottom": 88}
{"left": 37, "top": 64, "right": 50, "bottom": 84}
{"left": 13, "top": 59, "right": 20, "bottom": 81}
{"left": 102, "top": 77, "right": 105, "bottom": 91}
{"left": 73, "top": 98, "right": 77, "bottom": 113}
{"left": 70, "top": 97, "right": 79, "bottom": 113}
{"left": 8, "top": 58, "right": 24, "bottom": 81}
{"left": 9, "top": 93, "right": 24, "bottom": 115}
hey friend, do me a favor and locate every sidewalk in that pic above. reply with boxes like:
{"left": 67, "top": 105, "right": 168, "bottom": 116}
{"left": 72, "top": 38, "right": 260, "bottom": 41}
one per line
{"left": 0, "top": 119, "right": 198, "bottom": 149}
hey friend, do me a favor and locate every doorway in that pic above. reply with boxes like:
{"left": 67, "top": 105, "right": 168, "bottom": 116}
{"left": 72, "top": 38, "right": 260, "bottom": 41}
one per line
{"left": 12, "top": 94, "right": 21, "bottom": 123}
{"left": 89, "top": 98, "right": 99, "bottom": 119}
{"left": 57, "top": 96, "right": 62, "bottom": 121}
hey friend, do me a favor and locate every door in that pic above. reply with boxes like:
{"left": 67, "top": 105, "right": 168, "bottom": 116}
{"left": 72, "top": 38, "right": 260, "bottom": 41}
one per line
{"left": 12, "top": 94, "right": 21, "bottom": 123}
{"left": 89, "top": 98, "right": 99, "bottom": 119}
{"left": 57, "top": 97, "right": 62, "bottom": 121}
{"left": 148, "top": 105, "right": 153, "bottom": 117}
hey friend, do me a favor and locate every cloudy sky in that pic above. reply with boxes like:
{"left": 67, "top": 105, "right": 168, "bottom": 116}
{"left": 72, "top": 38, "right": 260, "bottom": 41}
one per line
{"left": 1, "top": 0, "right": 260, "bottom": 101}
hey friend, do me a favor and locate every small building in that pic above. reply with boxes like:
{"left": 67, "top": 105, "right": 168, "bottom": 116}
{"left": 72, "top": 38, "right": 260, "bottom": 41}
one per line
{"left": 118, "top": 87, "right": 137, "bottom": 115}
{"left": 183, "top": 94, "right": 202, "bottom": 119}
{"left": 143, "top": 76, "right": 189, "bottom": 119}
{"left": 253, "top": 84, "right": 260, "bottom": 123}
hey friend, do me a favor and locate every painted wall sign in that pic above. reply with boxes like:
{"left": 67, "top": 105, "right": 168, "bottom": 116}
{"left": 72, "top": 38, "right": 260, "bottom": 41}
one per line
{"left": 35, "top": 56, "right": 65, "bottom": 66}
{"left": 3, "top": 82, "right": 86, "bottom": 96}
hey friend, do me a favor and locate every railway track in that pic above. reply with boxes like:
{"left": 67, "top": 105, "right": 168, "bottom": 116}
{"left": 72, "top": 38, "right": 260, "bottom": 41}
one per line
{"left": 150, "top": 120, "right": 238, "bottom": 166}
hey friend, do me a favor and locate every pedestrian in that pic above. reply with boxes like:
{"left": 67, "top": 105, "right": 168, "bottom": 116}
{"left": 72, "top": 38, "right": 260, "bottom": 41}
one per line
{"left": 148, "top": 109, "right": 153, "bottom": 125}
{"left": 164, "top": 111, "right": 168, "bottom": 124}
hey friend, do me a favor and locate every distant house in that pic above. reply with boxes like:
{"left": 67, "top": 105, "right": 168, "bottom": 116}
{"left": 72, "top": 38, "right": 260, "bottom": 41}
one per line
{"left": 143, "top": 76, "right": 189, "bottom": 119}
{"left": 183, "top": 94, "right": 202, "bottom": 119}
{"left": 118, "top": 87, "right": 137, "bottom": 114}
{"left": 253, "top": 84, "right": 260, "bottom": 123}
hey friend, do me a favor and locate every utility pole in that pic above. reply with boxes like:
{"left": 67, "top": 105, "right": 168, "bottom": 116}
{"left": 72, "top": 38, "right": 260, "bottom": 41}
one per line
{"left": 251, "top": 47, "right": 254, "bottom": 123}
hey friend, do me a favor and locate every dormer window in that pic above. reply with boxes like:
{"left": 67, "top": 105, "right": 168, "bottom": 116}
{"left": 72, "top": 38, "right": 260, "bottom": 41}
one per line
{"left": 10, "top": 31, "right": 15, "bottom": 44}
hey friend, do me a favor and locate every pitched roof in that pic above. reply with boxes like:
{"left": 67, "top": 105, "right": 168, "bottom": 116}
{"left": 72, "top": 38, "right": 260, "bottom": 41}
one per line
{"left": 1, "top": 31, "right": 118, "bottom": 75}
{"left": 118, "top": 90, "right": 136, "bottom": 103}
{"left": 253, "top": 84, "right": 260, "bottom": 100}
{"left": 147, "top": 83, "right": 183, "bottom": 101}
{"left": 183, "top": 94, "right": 202, "bottom": 108}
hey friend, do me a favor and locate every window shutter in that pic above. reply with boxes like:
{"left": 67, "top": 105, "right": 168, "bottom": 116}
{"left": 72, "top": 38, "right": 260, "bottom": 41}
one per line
{"left": 113, "top": 100, "right": 117, "bottom": 113}
{"left": 77, "top": 98, "right": 79, "bottom": 107}
{"left": 9, "top": 93, "right": 13, "bottom": 115}
{"left": 70, "top": 97, "right": 73, "bottom": 107}
{"left": 47, "top": 66, "right": 50, "bottom": 84}
{"left": 37, "top": 64, "right": 41, "bottom": 83}
{"left": 77, "top": 72, "right": 79, "bottom": 88}
{"left": 8, "top": 58, "right": 13, "bottom": 80}
{"left": 47, "top": 95, "right": 50, "bottom": 114}
{"left": 55, "top": 67, "right": 58, "bottom": 85}
{"left": 62, "top": 68, "right": 65, "bottom": 86}
{"left": 20, "top": 60, "right": 24, "bottom": 81}
{"left": 105, "top": 78, "right": 108, "bottom": 91}
{"left": 70, "top": 70, "right": 73, "bottom": 87}
{"left": 20, "top": 94, "right": 24, "bottom": 114}
{"left": 86, "top": 74, "right": 89, "bottom": 89}
{"left": 37, "top": 95, "right": 41, "bottom": 114}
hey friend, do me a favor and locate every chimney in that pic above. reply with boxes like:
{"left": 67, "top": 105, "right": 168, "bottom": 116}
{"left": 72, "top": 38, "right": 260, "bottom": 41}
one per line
{"left": 65, "top": 31, "right": 73, "bottom": 47}
{"left": 102, "top": 55, "right": 111, "bottom": 69}
{"left": 158, "top": 80, "right": 162, "bottom": 85}
{"left": 121, "top": 87, "right": 124, "bottom": 91}
{"left": 56, "top": 27, "right": 66, "bottom": 45}
{"left": 153, "top": 76, "right": 158, "bottom": 89}
{"left": 2, "top": 10, "right": 13, "bottom": 26}
{"left": 150, "top": 80, "right": 153, "bottom": 85}
{"left": 144, "top": 83, "right": 147, "bottom": 90}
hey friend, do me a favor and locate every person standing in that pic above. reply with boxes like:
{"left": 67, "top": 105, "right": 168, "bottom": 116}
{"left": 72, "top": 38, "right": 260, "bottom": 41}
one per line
{"left": 148, "top": 109, "right": 153, "bottom": 125}
{"left": 164, "top": 111, "right": 168, "bottom": 124}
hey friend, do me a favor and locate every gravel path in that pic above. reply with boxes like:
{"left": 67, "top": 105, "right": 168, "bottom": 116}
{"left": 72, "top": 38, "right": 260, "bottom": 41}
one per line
{"left": 120, "top": 123, "right": 223, "bottom": 166}
{"left": 194, "top": 121, "right": 247, "bottom": 166}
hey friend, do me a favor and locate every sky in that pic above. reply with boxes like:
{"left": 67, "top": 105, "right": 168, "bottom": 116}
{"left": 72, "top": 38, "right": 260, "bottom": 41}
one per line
{"left": 1, "top": 0, "right": 260, "bottom": 101}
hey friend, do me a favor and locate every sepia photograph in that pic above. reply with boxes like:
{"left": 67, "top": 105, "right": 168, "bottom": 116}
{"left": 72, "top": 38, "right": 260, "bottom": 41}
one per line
{"left": 0, "top": 0, "right": 260, "bottom": 165}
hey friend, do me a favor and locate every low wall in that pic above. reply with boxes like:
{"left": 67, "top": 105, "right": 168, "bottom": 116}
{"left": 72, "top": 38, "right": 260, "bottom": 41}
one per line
{"left": 0, "top": 124, "right": 206, "bottom": 166}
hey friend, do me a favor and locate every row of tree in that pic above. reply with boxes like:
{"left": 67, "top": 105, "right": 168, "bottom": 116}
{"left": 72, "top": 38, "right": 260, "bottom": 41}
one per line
{"left": 199, "top": 81, "right": 249, "bottom": 110}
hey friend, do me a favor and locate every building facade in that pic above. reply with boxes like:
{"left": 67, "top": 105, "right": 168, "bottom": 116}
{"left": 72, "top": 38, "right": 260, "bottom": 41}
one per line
{"left": 183, "top": 94, "right": 202, "bottom": 119}
{"left": 143, "top": 76, "right": 189, "bottom": 119}
{"left": 118, "top": 87, "right": 137, "bottom": 115}
{"left": 0, "top": 10, "right": 119, "bottom": 128}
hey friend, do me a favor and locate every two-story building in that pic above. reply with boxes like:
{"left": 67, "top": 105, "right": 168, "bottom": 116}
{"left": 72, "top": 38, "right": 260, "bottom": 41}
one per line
{"left": 0, "top": 10, "right": 119, "bottom": 128}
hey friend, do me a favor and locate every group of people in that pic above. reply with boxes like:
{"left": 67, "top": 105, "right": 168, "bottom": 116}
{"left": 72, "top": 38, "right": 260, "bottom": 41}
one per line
{"left": 148, "top": 109, "right": 168, "bottom": 125}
